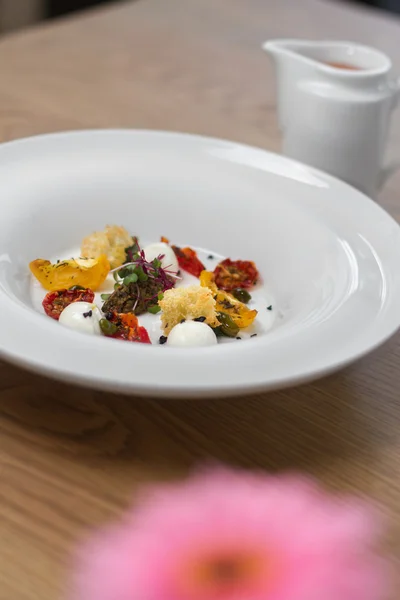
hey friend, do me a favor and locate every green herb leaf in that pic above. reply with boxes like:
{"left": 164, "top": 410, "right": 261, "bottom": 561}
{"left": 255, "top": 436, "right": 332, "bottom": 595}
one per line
{"left": 123, "top": 273, "right": 139, "bottom": 286}
{"left": 135, "top": 266, "right": 148, "bottom": 282}
{"left": 100, "top": 293, "right": 111, "bottom": 301}
{"left": 118, "top": 265, "right": 135, "bottom": 278}
{"left": 152, "top": 257, "right": 162, "bottom": 269}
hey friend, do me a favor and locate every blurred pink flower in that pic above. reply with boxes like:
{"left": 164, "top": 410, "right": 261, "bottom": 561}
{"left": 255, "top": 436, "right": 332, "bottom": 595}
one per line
{"left": 71, "top": 469, "right": 388, "bottom": 600}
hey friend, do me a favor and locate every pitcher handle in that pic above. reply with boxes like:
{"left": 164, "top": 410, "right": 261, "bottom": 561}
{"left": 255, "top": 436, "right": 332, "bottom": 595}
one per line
{"left": 380, "top": 77, "right": 400, "bottom": 189}
{"left": 390, "top": 77, "right": 400, "bottom": 108}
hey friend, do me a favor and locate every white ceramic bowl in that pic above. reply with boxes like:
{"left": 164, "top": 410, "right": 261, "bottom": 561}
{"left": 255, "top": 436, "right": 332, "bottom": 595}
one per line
{"left": 0, "top": 130, "right": 400, "bottom": 398}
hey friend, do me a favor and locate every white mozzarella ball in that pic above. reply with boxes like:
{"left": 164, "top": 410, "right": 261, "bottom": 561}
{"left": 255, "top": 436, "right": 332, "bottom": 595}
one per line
{"left": 59, "top": 302, "right": 102, "bottom": 335}
{"left": 143, "top": 242, "right": 179, "bottom": 274}
{"left": 167, "top": 320, "right": 217, "bottom": 347}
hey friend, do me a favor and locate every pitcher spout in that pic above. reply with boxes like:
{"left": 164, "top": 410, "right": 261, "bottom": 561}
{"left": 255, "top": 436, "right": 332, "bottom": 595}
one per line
{"left": 262, "top": 39, "right": 323, "bottom": 78}
{"left": 262, "top": 39, "right": 304, "bottom": 58}
{"left": 262, "top": 38, "right": 392, "bottom": 75}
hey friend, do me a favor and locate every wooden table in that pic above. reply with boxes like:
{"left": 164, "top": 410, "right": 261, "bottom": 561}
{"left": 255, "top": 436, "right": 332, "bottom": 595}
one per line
{"left": 1, "top": 0, "right": 400, "bottom": 597}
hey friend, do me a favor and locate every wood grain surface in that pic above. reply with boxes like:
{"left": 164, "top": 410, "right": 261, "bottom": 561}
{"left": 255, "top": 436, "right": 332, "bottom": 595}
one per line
{"left": 1, "top": 0, "right": 400, "bottom": 598}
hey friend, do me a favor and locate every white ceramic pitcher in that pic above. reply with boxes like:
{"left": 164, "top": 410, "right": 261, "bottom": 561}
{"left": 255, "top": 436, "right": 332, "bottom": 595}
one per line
{"left": 263, "top": 39, "right": 400, "bottom": 198}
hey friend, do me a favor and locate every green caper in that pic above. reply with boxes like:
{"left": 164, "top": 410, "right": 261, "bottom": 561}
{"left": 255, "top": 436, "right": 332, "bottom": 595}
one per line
{"left": 231, "top": 288, "right": 251, "bottom": 304}
{"left": 99, "top": 319, "right": 118, "bottom": 336}
{"left": 213, "top": 326, "right": 224, "bottom": 337}
{"left": 148, "top": 304, "right": 161, "bottom": 314}
{"left": 217, "top": 312, "right": 240, "bottom": 337}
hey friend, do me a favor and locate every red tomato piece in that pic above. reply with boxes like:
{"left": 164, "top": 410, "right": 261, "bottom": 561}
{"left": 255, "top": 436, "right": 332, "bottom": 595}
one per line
{"left": 172, "top": 245, "right": 205, "bottom": 278}
{"left": 107, "top": 312, "right": 151, "bottom": 343}
{"left": 42, "top": 287, "right": 95, "bottom": 320}
{"left": 138, "top": 326, "right": 151, "bottom": 344}
{"left": 213, "top": 259, "right": 259, "bottom": 291}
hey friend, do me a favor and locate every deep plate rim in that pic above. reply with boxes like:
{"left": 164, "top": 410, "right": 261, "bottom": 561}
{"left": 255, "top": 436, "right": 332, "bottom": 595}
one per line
{"left": 0, "top": 128, "right": 399, "bottom": 398}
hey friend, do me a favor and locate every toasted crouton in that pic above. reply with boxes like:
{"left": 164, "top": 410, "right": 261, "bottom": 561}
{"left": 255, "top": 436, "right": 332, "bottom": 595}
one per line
{"left": 159, "top": 285, "right": 220, "bottom": 335}
{"left": 81, "top": 225, "right": 133, "bottom": 269}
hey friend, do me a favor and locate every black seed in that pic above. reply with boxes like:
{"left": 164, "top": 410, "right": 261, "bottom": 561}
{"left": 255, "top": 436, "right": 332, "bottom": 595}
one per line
{"left": 208, "top": 254, "right": 214, "bottom": 259}
{"left": 180, "top": 319, "right": 186, "bottom": 324}
{"left": 83, "top": 310, "right": 93, "bottom": 318}
{"left": 194, "top": 316, "right": 206, "bottom": 322}
{"left": 267, "top": 305, "right": 272, "bottom": 311}
{"left": 251, "top": 333, "right": 258, "bottom": 338}
{"left": 159, "top": 336, "right": 168, "bottom": 345}
{"left": 105, "top": 312, "right": 114, "bottom": 320}
{"left": 236, "top": 337, "right": 242, "bottom": 340}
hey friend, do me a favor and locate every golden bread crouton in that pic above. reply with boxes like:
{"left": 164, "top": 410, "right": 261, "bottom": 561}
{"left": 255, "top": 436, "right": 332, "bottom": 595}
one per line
{"left": 81, "top": 225, "right": 133, "bottom": 269}
{"left": 159, "top": 285, "right": 220, "bottom": 335}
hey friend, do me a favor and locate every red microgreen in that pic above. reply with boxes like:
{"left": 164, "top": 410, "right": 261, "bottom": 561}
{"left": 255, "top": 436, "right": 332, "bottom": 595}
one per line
{"left": 124, "top": 236, "right": 140, "bottom": 264}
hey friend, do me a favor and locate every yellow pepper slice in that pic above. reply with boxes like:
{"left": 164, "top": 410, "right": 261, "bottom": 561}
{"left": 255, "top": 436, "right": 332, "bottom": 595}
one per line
{"left": 29, "top": 255, "right": 110, "bottom": 291}
{"left": 200, "top": 270, "right": 257, "bottom": 328}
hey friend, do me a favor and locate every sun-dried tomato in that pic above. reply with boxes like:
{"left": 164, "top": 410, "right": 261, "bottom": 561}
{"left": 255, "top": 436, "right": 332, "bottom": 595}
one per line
{"left": 106, "top": 312, "right": 151, "bottom": 343}
{"left": 42, "top": 288, "right": 95, "bottom": 320}
{"left": 172, "top": 246, "right": 205, "bottom": 278}
{"left": 213, "top": 259, "right": 259, "bottom": 291}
